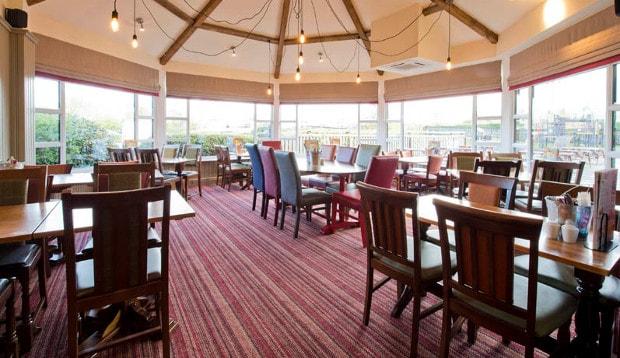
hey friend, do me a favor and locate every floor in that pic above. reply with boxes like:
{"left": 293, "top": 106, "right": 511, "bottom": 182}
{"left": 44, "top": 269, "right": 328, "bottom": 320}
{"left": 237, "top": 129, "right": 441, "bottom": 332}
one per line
{"left": 27, "top": 185, "right": 577, "bottom": 357}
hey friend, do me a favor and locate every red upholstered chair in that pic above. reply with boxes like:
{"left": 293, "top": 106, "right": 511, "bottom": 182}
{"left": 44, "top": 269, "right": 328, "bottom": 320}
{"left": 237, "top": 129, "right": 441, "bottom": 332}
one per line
{"left": 326, "top": 156, "right": 399, "bottom": 247}
{"left": 258, "top": 145, "right": 281, "bottom": 226}
{"left": 402, "top": 155, "right": 443, "bottom": 192}
{"left": 261, "top": 140, "right": 282, "bottom": 150}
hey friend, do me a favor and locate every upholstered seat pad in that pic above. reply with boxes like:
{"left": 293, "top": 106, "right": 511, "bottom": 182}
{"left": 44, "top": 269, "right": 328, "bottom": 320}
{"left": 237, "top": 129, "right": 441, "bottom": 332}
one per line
{"left": 300, "top": 188, "right": 331, "bottom": 206}
{"left": 513, "top": 256, "right": 577, "bottom": 295}
{"left": 425, "top": 229, "right": 456, "bottom": 251}
{"left": 453, "top": 273, "right": 577, "bottom": 337}
{"left": 326, "top": 182, "right": 357, "bottom": 194}
{"left": 229, "top": 163, "right": 251, "bottom": 171}
{"left": 0, "top": 278, "right": 8, "bottom": 294}
{"left": 76, "top": 248, "right": 162, "bottom": 297}
{"left": 600, "top": 276, "right": 620, "bottom": 305}
{"left": 0, "top": 244, "right": 40, "bottom": 269}
{"left": 81, "top": 227, "right": 161, "bottom": 254}
{"left": 374, "top": 238, "right": 456, "bottom": 282}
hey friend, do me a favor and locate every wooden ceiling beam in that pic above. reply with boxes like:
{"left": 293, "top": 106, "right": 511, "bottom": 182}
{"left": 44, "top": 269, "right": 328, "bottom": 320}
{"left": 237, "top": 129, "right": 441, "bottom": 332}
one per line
{"left": 274, "top": 0, "right": 291, "bottom": 79}
{"left": 283, "top": 31, "right": 370, "bottom": 45}
{"left": 340, "top": 0, "right": 370, "bottom": 56}
{"left": 422, "top": 4, "right": 442, "bottom": 16}
{"left": 159, "top": 0, "right": 223, "bottom": 65}
{"left": 26, "top": 0, "right": 47, "bottom": 5}
{"left": 429, "top": 0, "right": 498, "bottom": 44}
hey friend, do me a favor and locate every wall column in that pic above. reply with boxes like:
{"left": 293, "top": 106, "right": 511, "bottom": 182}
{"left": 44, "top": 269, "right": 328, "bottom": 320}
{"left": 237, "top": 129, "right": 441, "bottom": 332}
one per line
{"left": 272, "top": 82, "right": 280, "bottom": 139}
{"left": 154, "top": 69, "right": 166, "bottom": 148}
{"left": 500, "top": 57, "right": 513, "bottom": 152}
{"left": 377, "top": 79, "right": 387, "bottom": 150}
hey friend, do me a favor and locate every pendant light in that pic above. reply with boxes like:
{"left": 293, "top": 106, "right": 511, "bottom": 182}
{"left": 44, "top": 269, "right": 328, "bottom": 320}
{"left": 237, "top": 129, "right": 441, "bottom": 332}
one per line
{"left": 298, "top": 50, "right": 304, "bottom": 65}
{"left": 446, "top": 2, "right": 452, "bottom": 70}
{"left": 110, "top": 0, "right": 119, "bottom": 32}
{"left": 295, "top": 66, "right": 301, "bottom": 81}
{"left": 231, "top": 46, "right": 237, "bottom": 57}
{"left": 355, "top": 43, "right": 361, "bottom": 84}
{"left": 298, "top": 0, "right": 305, "bottom": 43}
{"left": 266, "top": 43, "right": 273, "bottom": 96}
{"left": 131, "top": 0, "right": 138, "bottom": 48}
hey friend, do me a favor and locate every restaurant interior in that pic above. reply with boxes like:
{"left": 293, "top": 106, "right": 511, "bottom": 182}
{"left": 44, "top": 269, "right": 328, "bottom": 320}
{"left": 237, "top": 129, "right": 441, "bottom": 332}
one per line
{"left": 0, "top": 0, "right": 620, "bottom": 356}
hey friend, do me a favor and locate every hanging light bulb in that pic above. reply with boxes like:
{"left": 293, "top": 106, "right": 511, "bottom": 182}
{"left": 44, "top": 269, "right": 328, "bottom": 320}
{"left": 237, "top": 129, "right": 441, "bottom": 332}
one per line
{"left": 231, "top": 47, "right": 237, "bottom": 57}
{"left": 132, "top": 34, "right": 138, "bottom": 48}
{"left": 299, "top": 29, "right": 306, "bottom": 44}
{"left": 446, "top": 57, "right": 452, "bottom": 70}
{"left": 356, "top": 73, "right": 361, "bottom": 84}
{"left": 298, "top": 51, "right": 304, "bottom": 65}
{"left": 295, "top": 67, "right": 301, "bottom": 81}
{"left": 267, "top": 85, "right": 273, "bottom": 96}
{"left": 110, "top": 0, "right": 119, "bottom": 32}
{"left": 446, "top": 1, "right": 452, "bottom": 71}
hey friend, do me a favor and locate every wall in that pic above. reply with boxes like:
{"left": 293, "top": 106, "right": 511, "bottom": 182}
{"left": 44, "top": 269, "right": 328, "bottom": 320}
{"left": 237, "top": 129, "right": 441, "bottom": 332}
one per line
{"left": 0, "top": 18, "right": 10, "bottom": 160}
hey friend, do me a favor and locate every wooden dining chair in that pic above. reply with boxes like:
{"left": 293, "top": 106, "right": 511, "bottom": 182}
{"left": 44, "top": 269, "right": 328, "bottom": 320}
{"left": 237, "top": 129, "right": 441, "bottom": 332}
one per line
{"left": 433, "top": 197, "right": 576, "bottom": 358}
{"left": 180, "top": 144, "right": 203, "bottom": 197}
{"left": 319, "top": 144, "right": 337, "bottom": 161}
{"left": 161, "top": 144, "right": 180, "bottom": 173}
{"left": 357, "top": 182, "right": 453, "bottom": 357}
{"left": 473, "top": 159, "right": 521, "bottom": 178}
{"left": 402, "top": 155, "right": 443, "bottom": 193}
{"left": 258, "top": 145, "right": 281, "bottom": 226}
{"left": 261, "top": 140, "right": 282, "bottom": 150}
{"left": 45, "top": 164, "right": 73, "bottom": 201}
{"left": 488, "top": 151, "right": 523, "bottom": 161}
{"left": 61, "top": 185, "right": 171, "bottom": 357}
{"left": 515, "top": 160, "right": 586, "bottom": 213}
{"left": 135, "top": 148, "right": 182, "bottom": 189}
{"left": 0, "top": 278, "right": 18, "bottom": 357}
{"left": 94, "top": 162, "right": 155, "bottom": 192}
{"left": 107, "top": 147, "right": 135, "bottom": 162}
{"left": 218, "top": 146, "right": 251, "bottom": 191}
{"left": 274, "top": 151, "right": 332, "bottom": 238}
{"left": 0, "top": 167, "right": 48, "bottom": 352}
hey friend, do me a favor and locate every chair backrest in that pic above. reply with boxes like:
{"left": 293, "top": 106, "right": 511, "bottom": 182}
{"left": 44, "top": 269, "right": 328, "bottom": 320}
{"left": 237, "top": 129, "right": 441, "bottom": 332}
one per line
{"left": 261, "top": 140, "right": 282, "bottom": 150}
{"left": 433, "top": 197, "right": 543, "bottom": 337}
{"left": 0, "top": 166, "right": 47, "bottom": 205}
{"left": 274, "top": 151, "right": 302, "bottom": 206}
{"left": 363, "top": 156, "right": 399, "bottom": 188}
{"left": 474, "top": 159, "right": 521, "bottom": 178}
{"left": 355, "top": 144, "right": 381, "bottom": 168}
{"left": 258, "top": 145, "right": 280, "bottom": 198}
{"left": 335, "top": 146, "right": 357, "bottom": 164}
{"left": 358, "top": 182, "right": 421, "bottom": 278}
{"left": 218, "top": 145, "right": 233, "bottom": 166}
{"left": 303, "top": 140, "right": 320, "bottom": 153}
{"left": 183, "top": 144, "right": 202, "bottom": 166}
{"left": 62, "top": 185, "right": 170, "bottom": 297}
{"left": 449, "top": 151, "right": 483, "bottom": 170}
{"left": 320, "top": 144, "right": 337, "bottom": 161}
{"left": 107, "top": 147, "right": 135, "bottom": 162}
{"left": 46, "top": 164, "right": 73, "bottom": 175}
{"left": 426, "top": 155, "right": 443, "bottom": 177}
{"left": 458, "top": 171, "right": 518, "bottom": 209}
{"left": 245, "top": 144, "right": 264, "bottom": 192}
{"left": 136, "top": 148, "right": 165, "bottom": 173}
{"left": 539, "top": 181, "right": 590, "bottom": 217}
{"left": 94, "top": 162, "right": 155, "bottom": 192}
{"left": 162, "top": 144, "right": 179, "bottom": 160}
{"left": 489, "top": 152, "right": 522, "bottom": 161}
{"left": 329, "top": 138, "right": 341, "bottom": 146}
{"left": 530, "top": 160, "right": 585, "bottom": 185}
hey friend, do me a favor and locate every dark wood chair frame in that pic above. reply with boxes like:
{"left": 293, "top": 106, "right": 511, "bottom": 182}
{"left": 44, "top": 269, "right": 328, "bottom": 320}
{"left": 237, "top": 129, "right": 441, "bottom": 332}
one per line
{"left": 473, "top": 159, "right": 522, "bottom": 178}
{"left": 521, "top": 160, "right": 586, "bottom": 212}
{"left": 93, "top": 162, "right": 156, "bottom": 192}
{"left": 135, "top": 148, "right": 182, "bottom": 189}
{"left": 457, "top": 171, "right": 518, "bottom": 209}
{"left": 107, "top": 148, "right": 135, "bottom": 162}
{"left": 217, "top": 146, "right": 251, "bottom": 191}
{"left": 0, "top": 278, "right": 18, "bottom": 357}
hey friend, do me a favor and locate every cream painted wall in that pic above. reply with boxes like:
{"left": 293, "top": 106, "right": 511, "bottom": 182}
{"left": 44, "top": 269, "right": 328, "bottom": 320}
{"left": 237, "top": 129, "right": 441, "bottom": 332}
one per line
{"left": 0, "top": 18, "right": 10, "bottom": 160}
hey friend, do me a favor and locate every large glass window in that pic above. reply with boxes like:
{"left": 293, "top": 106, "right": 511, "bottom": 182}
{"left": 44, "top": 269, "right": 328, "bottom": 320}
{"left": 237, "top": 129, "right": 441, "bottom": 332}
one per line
{"left": 476, "top": 92, "right": 502, "bottom": 151}
{"left": 34, "top": 77, "right": 154, "bottom": 167}
{"left": 280, "top": 104, "right": 298, "bottom": 152}
{"left": 387, "top": 102, "right": 403, "bottom": 152}
{"left": 513, "top": 87, "right": 530, "bottom": 146}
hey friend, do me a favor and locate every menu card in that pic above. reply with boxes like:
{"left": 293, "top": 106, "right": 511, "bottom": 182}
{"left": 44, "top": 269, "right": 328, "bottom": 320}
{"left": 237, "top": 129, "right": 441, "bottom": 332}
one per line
{"left": 586, "top": 169, "right": 618, "bottom": 251}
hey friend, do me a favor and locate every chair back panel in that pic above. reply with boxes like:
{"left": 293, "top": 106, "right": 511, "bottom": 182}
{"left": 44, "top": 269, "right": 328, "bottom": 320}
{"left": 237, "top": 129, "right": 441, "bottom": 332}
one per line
{"left": 136, "top": 148, "right": 164, "bottom": 173}
{"left": 3, "top": 166, "right": 47, "bottom": 203}
{"left": 258, "top": 146, "right": 279, "bottom": 198}
{"left": 474, "top": 159, "right": 521, "bottom": 178}
{"left": 355, "top": 144, "right": 381, "bottom": 168}
{"left": 364, "top": 156, "right": 399, "bottom": 188}
{"left": 46, "top": 164, "right": 73, "bottom": 175}
{"left": 62, "top": 186, "right": 170, "bottom": 296}
{"left": 489, "top": 152, "right": 522, "bottom": 161}
{"left": 162, "top": 145, "right": 179, "bottom": 159}
{"left": 458, "top": 171, "right": 518, "bottom": 209}
{"left": 245, "top": 144, "right": 264, "bottom": 191}
{"left": 532, "top": 160, "right": 585, "bottom": 185}
{"left": 320, "top": 145, "right": 337, "bottom": 161}
{"left": 183, "top": 145, "right": 202, "bottom": 167}
{"left": 427, "top": 155, "right": 443, "bottom": 177}
{"left": 434, "top": 198, "right": 543, "bottom": 331}
{"left": 335, "top": 146, "right": 356, "bottom": 164}
{"left": 303, "top": 140, "right": 320, "bottom": 153}
{"left": 274, "top": 151, "right": 302, "bottom": 205}
{"left": 94, "top": 162, "right": 155, "bottom": 192}
{"left": 450, "top": 151, "right": 483, "bottom": 170}
{"left": 0, "top": 179, "right": 28, "bottom": 206}
{"left": 261, "top": 140, "right": 282, "bottom": 150}
{"left": 358, "top": 182, "right": 420, "bottom": 275}
{"left": 107, "top": 148, "right": 135, "bottom": 162}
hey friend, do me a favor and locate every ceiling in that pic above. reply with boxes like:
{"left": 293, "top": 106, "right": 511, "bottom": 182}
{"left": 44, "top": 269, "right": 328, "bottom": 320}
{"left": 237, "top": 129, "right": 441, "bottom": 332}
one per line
{"left": 28, "top": 0, "right": 545, "bottom": 74}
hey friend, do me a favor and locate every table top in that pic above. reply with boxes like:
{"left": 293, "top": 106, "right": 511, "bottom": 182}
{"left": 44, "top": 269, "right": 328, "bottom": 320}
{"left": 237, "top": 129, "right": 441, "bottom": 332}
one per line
{"left": 51, "top": 170, "right": 164, "bottom": 186}
{"left": 296, "top": 159, "right": 367, "bottom": 175}
{"left": 445, "top": 169, "right": 531, "bottom": 183}
{"left": 0, "top": 201, "right": 59, "bottom": 243}
{"left": 33, "top": 190, "right": 195, "bottom": 238}
{"left": 399, "top": 156, "right": 430, "bottom": 165}
{"left": 416, "top": 194, "right": 620, "bottom": 277}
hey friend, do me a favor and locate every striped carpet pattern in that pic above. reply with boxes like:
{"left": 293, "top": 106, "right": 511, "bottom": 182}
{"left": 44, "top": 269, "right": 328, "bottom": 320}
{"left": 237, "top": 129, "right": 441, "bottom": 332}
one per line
{"left": 29, "top": 186, "right": 553, "bottom": 357}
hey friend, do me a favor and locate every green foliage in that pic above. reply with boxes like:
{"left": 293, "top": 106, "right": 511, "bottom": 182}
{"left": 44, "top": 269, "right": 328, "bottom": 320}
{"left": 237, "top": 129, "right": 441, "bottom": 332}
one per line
{"left": 167, "top": 133, "right": 253, "bottom": 155}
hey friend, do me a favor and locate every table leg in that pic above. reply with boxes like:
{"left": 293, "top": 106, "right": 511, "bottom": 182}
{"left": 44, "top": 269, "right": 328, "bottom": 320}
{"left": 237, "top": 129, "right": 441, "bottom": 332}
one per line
{"left": 571, "top": 268, "right": 605, "bottom": 357}
{"left": 320, "top": 175, "right": 360, "bottom": 235}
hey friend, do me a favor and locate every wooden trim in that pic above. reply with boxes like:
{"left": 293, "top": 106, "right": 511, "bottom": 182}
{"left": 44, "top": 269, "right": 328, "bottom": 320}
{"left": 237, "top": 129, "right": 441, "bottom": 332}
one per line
{"left": 429, "top": 0, "right": 498, "bottom": 44}
{"left": 341, "top": 0, "right": 371, "bottom": 55}
{"left": 159, "top": 0, "right": 224, "bottom": 65}
{"left": 274, "top": 0, "right": 291, "bottom": 79}
{"left": 422, "top": 4, "right": 442, "bottom": 16}
{"left": 283, "top": 31, "right": 370, "bottom": 45}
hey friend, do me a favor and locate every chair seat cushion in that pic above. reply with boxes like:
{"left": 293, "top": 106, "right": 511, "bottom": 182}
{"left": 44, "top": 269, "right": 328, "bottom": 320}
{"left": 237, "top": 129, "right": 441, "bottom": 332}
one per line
{"left": 300, "top": 188, "right": 332, "bottom": 206}
{"left": 600, "top": 276, "right": 620, "bottom": 306}
{"left": 326, "top": 182, "right": 357, "bottom": 194}
{"left": 181, "top": 170, "right": 199, "bottom": 177}
{"left": 80, "top": 227, "right": 161, "bottom": 256}
{"left": 0, "top": 278, "right": 8, "bottom": 294}
{"left": 514, "top": 198, "right": 542, "bottom": 212}
{"left": 76, "top": 248, "right": 162, "bottom": 297}
{"left": 374, "top": 238, "right": 456, "bottom": 282}
{"left": 513, "top": 256, "right": 577, "bottom": 296}
{"left": 229, "top": 163, "right": 251, "bottom": 171}
{"left": 425, "top": 229, "right": 456, "bottom": 251}
{"left": 0, "top": 244, "right": 40, "bottom": 269}
{"left": 454, "top": 273, "right": 577, "bottom": 337}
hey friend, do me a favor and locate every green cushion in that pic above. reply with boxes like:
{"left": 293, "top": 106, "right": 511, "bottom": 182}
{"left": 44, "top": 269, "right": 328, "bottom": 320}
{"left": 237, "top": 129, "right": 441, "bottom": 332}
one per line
{"left": 453, "top": 273, "right": 577, "bottom": 337}
{"left": 0, "top": 179, "right": 28, "bottom": 206}
{"left": 514, "top": 256, "right": 577, "bottom": 296}
{"left": 425, "top": 229, "right": 456, "bottom": 251}
{"left": 108, "top": 173, "right": 141, "bottom": 191}
{"left": 374, "top": 238, "right": 456, "bottom": 282}
{"left": 300, "top": 188, "right": 331, "bottom": 206}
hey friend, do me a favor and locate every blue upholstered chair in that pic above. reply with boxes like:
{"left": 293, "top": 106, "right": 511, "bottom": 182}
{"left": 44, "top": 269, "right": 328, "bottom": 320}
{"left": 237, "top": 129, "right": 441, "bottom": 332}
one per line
{"left": 274, "top": 151, "right": 332, "bottom": 238}
{"left": 245, "top": 144, "right": 265, "bottom": 216}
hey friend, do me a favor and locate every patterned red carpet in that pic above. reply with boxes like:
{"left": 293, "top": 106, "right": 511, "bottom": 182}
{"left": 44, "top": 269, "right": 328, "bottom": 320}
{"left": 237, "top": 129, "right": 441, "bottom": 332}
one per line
{"left": 29, "top": 185, "right": 554, "bottom": 357}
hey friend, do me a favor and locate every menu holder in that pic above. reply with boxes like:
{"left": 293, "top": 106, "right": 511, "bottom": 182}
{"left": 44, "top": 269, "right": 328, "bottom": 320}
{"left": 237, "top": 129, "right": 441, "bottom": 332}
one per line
{"left": 585, "top": 169, "right": 619, "bottom": 252}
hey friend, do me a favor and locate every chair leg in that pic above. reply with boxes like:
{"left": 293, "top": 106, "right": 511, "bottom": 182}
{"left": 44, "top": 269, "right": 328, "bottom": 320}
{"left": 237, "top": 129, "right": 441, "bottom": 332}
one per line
{"left": 325, "top": 203, "right": 331, "bottom": 225}
{"left": 161, "top": 289, "right": 171, "bottom": 358}
{"left": 263, "top": 197, "right": 269, "bottom": 219}
{"left": 67, "top": 306, "right": 78, "bottom": 358}
{"left": 363, "top": 266, "right": 373, "bottom": 326}
{"left": 599, "top": 306, "right": 615, "bottom": 358}
{"left": 410, "top": 296, "right": 421, "bottom": 358}
{"left": 252, "top": 189, "right": 257, "bottom": 211}
{"left": 279, "top": 204, "right": 286, "bottom": 230}
{"left": 5, "top": 280, "right": 18, "bottom": 358}
{"left": 294, "top": 210, "right": 301, "bottom": 238}
{"left": 331, "top": 200, "right": 337, "bottom": 225}
{"left": 524, "top": 346, "right": 534, "bottom": 358}
{"left": 306, "top": 206, "right": 311, "bottom": 221}
{"left": 198, "top": 171, "right": 202, "bottom": 197}
{"left": 37, "top": 256, "right": 47, "bottom": 308}
{"left": 466, "top": 320, "right": 477, "bottom": 345}
{"left": 273, "top": 199, "right": 280, "bottom": 227}
{"left": 17, "top": 271, "right": 33, "bottom": 352}
{"left": 439, "top": 306, "right": 451, "bottom": 358}
{"left": 260, "top": 193, "right": 266, "bottom": 218}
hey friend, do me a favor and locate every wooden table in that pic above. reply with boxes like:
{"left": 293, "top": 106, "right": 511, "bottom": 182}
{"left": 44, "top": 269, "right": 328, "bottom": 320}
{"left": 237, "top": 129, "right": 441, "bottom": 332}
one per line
{"left": 415, "top": 194, "right": 620, "bottom": 356}
{"left": 399, "top": 156, "right": 430, "bottom": 166}
{"left": 445, "top": 169, "right": 531, "bottom": 185}
{"left": 51, "top": 172, "right": 94, "bottom": 187}
{"left": 0, "top": 201, "right": 59, "bottom": 244}
{"left": 33, "top": 190, "right": 195, "bottom": 239}
{"left": 161, "top": 158, "right": 191, "bottom": 176}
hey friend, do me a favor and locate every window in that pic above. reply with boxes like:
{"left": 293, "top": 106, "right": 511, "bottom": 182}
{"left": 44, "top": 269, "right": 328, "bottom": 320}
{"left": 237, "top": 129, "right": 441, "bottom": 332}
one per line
{"left": 256, "top": 103, "right": 273, "bottom": 141}
{"left": 165, "top": 98, "right": 189, "bottom": 144}
{"left": 403, "top": 95, "right": 474, "bottom": 154}
{"left": 513, "top": 87, "right": 530, "bottom": 146}
{"left": 34, "top": 77, "right": 155, "bottom": 167}
{"left": 387, "top": 102, "right": 403, "bottom": 152}
{"left": 476, "top": 92, "right": 502, "bottom": 151}
{"left": 280, "top": 103, "right": 378, "bottom": 153}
